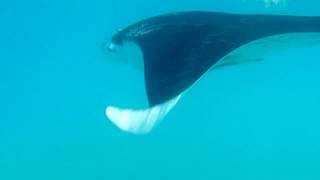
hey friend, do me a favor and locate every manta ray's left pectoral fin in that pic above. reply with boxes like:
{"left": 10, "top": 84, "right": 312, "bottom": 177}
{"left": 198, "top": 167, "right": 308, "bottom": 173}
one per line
{"left": 106, "top": 95, "right": 182, "bottom": 134}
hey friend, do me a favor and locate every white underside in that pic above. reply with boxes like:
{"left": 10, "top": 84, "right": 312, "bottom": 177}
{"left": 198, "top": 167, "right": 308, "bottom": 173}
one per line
{"left": 106, "top": 33, "right": 320, "bottom": 134}
{"left": 106, "top": 95, "right": 181, "bottom": 134}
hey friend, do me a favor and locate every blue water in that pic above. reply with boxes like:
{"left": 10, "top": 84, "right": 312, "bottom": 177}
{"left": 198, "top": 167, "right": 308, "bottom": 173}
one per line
{"left": 1, "top": 0, "right": 320, "bottom": 179}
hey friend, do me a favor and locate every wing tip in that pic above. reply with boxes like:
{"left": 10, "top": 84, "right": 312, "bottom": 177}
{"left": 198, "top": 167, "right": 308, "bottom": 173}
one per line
{"left": 105, "top": 95, "right": 182, "bottom": 135}
{"left": 106, "top": 106, "right": 150, "bottom": 134}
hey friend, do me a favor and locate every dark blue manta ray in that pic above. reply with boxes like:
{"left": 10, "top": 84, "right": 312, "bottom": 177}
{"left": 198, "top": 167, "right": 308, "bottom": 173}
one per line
{"left": 103, "top": 11, "right": 320, "bottom": 134}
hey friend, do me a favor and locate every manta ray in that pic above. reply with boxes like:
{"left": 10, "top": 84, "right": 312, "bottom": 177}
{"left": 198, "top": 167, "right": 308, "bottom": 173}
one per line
{"left": 103, "top": 11, "right": 320, "bottom": 134}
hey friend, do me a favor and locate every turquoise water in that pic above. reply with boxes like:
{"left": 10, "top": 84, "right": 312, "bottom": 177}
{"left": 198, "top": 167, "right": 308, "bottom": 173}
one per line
{"left": 1, "top": 0, "right": 320, "bottom": 179}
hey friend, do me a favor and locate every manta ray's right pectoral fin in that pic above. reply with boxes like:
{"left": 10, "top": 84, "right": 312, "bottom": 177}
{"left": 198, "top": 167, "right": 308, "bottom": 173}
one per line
{"left": 212, "top": 54, "right": 263, "bottom": 70}
{"left": 212, "top": 33, "right": 320, "bottom": 70}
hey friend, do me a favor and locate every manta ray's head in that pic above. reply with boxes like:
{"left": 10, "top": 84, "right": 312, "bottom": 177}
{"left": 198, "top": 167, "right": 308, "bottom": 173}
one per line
{"left": 102, "top": 27, "right": 143, "bottom": 70}
{"left": 106, "top": 29, "right": 126, "bottom": 52}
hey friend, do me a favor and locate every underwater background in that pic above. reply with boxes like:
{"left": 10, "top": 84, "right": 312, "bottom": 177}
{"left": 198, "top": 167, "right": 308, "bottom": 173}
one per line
{"left": 1, "top": 0, "right": 320, "bottom": 179}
